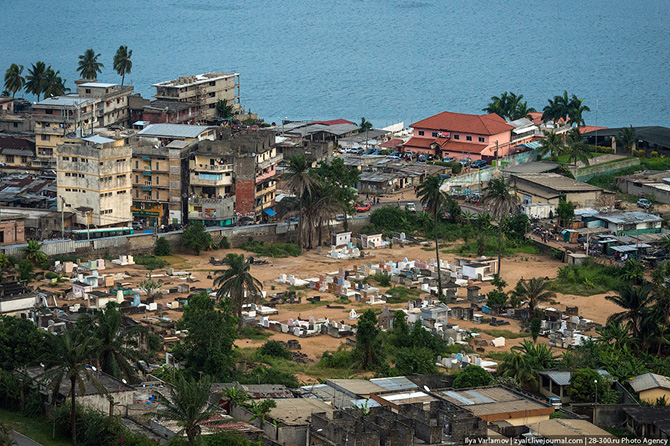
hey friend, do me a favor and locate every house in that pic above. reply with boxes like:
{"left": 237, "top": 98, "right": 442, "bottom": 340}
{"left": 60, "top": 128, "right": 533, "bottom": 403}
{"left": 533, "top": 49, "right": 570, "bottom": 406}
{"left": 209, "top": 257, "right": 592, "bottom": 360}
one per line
{"left": 615, "top": 170, "right": 670, "bottom": 204}
{"left": 437, "top": 386, "right": 555, "bottom": 426}
{"left": 578, "top": 210, "right": 663, "bottom": 236}
{"left": 583, "top": 126, "right": 670, "bottom": 154}
{"left": 0, "top": 282, "right": 39, "bottom": 316}
{"left": 128, "top": 94, "right": 197, "bottom": 125}
{"left": 0, "top": 137, "right": 35, "bottom": 167}
{"left": 137, "top": 123, "right": 216, "bottom": 144}
{"left": 629, "top": 373, "right": 670, "bottom": 404}
{"left": 624, "top": 406, "right": 670, "bottom": 439}
{"left": 510, "top": 173, "right": 604, "bottom": 207}
{"left": 403, "top": 111, "right": 515, "bottom": 161}
{"left": 538, "top": 369, "right": 611, "bottom": 403}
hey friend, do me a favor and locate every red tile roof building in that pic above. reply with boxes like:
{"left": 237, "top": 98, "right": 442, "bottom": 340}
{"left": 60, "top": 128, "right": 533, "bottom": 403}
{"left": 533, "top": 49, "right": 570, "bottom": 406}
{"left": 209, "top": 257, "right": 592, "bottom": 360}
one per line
{"left": 403, "top": 111, "right": 515, "bottom": 161}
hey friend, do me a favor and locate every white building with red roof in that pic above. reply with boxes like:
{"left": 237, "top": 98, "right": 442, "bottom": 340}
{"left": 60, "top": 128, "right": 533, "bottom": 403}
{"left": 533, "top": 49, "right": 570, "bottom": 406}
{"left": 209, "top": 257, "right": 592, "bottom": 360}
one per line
{"left": 403, "top": 111, "right": 515, "bottom": 161}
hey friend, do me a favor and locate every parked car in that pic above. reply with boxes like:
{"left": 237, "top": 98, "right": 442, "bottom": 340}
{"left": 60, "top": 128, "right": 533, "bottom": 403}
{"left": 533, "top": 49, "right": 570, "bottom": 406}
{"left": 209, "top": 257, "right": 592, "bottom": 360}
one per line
{"left": 460, "top": 158, "right": 472, "bottom": 166}
{"left": 546, "top": 397, "right": 562, "bottom": 409}
{"left": 479, "top": 165, "right": 491, "bottom": 170}
{"left": 356, "top": 203, "right": 371, "bottom": 212}
{"left": 442, "top": 156, "right": 456, "bottom": 163}
{"left": 131, "top": 221, "right": 142, "bottom": 230}
{"left": 238, "top": 216, "right": 255, "bottom": 226}
{"left": 405, "top": 203, "right": 417, "bottom": 213}
{"left": 637, "top": 198, "right": 653, "bottom": 209}
{"left": 471, "top": 160, "right": 487, "bottom": 168}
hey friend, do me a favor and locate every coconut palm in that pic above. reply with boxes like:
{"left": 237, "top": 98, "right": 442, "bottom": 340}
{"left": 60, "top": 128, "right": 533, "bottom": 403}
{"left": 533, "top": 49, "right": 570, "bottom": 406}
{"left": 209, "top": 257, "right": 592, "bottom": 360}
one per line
{"left": 77, "top": 49, "right": 104, "bottom": 80}
{"left": 24, "top": 62, "right": 47, "bottom": 101}
{"left": 511, "top": 340, "right": 557, "bottom": 370}
{"left": 284, "top": 155, "right": 318, "bottom": 249}
{"left": 537, "top": 130, "right": 565, "bottom": 161}
{"left": 215, "top": 99, "right": 234, "bottom": 120}
{"left": 510, "top": 101, "right": 537, "bottom": 121}
{"left": 498, "top": 352, "right": 537, "bottom": 389}
{"left": 567, "top": 95, "right": 590, "bottom": 127}
{"left": 417, "top": 175, "right": 448, "bottom": 300}
{"left": 542, "top": 91, "right": 571, "bottom": 126}
{"left": 304, "top": 184, "right": 340, "bottom": 248}
{"left": 481, "top": 177, "right": 519, "bottom": 275}
{"left": 617, "top": 126, "right": 637, "bottom": 155}
{"left": 512, "top": 277, "right": 556, "bottom": 319}
{"left": 112, "top": 45, "right": 132, "bottom": 86}
{"left": 42, "top": 329, "right": 104, "bottom": 446}
{"left": 248, "top": 399, "right": 276, "bottom": 434}
{"left": 23, "top": 239, "right": 46, "bottom": 266}
{"left": 359, "top": 117, "right": 372, "bottom": 133}
{"left": 606, "top": 283, "right": 654, "bottom": 339}
{"left": 565, "top": 128, "right": 593, "bottom": 166}
{"left": 3, "top": 64, "right": 24, "bottom": 98}
{"left": 596, "top": 322, "right": 635, "bottom": 351}
{"left": 43, "top": 67, "right": 69, "bottom": 98}
{"left": 483, "top": 92, "right": 510, "bottom": 118}
{"left": 214, "top": 253, "right": 262, "bottom": 332}
{"left": 154, "top": 375, "right": 218, "bottom": 446}
{"left": 222, "top": 384, "right": 249, "bottom": 409}
{"left": 623, "top": 258, "right": 645, "bottom": 285}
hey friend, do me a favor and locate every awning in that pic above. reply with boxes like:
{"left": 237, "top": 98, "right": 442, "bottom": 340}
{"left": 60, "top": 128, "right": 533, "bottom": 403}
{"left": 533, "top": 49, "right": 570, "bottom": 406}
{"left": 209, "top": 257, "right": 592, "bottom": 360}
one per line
{"left": 518, "top": 141, "right": 542, "bottom": 149}
{"left": 264, "top": 208, "right": 276, "bottom": 216}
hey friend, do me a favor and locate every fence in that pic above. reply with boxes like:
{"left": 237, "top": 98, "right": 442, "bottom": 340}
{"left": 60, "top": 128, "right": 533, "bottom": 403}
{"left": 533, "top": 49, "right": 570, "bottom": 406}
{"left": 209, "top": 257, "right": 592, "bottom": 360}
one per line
{"left": 442, "top": 150, "right": 538, "bottom": 192}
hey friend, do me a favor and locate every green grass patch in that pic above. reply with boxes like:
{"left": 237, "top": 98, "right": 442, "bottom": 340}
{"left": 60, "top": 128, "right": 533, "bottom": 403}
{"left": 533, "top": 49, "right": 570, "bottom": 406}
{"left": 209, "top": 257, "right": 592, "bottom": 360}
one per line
{"left": 445, "top": 238, "right": 539, "bottom": 257}
{"left": 134, "top": 255, "right": 168, "bottom": 270}
{"left": 240, "top": 240, "right": 302, "bottom": 258}
{"left": 486, "top": 351, "right": 511, "bottom": 361}
{"left": 577, "top": 157, "right": 632, "bottom": 170}
{"left": 640, "top": 157, "right": 670, "bottom": 171}
{"left": 0, "top": 408, "right": 71, "bottom": 446}
{"left": 157, "top": 254, "right": 191, "bottom": 269}
{"left": 239, "top": 326, "right": 272, "bottom": 340}
{"left": 474, "top": 329, "right": 530, "bottom": 339}
{"left": 555, "top": 152, "right": 597, "bottom": 164}
{"left": 551, "top": 259, "right": 626, "bottom": 296}
{"left": 386, "top": 286, "right": 422, "bottom": 303}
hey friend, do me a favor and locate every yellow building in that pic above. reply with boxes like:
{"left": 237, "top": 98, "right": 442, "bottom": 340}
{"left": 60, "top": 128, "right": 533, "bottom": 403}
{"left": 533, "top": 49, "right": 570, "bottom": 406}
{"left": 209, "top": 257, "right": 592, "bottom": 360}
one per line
{"left": 629, "top": 373, "right": 670, "bottom": 404}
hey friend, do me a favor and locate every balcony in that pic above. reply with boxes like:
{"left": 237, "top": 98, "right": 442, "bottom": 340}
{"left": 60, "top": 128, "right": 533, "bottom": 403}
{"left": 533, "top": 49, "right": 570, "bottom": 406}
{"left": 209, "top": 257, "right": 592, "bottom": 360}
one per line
{"left": 257, "top": 153, "right": 283, "bottom": 171}
{"left": 190, "top": 196, "right": 232, "bottom": 205}
{"left": 189, "top": 172, "right": 233, "bottom": 187}
{"left": 35, "top": 126, "right": 65, "bottom": 135}
{"left": 190, "top": 162, "right": 234, "bottom": 173}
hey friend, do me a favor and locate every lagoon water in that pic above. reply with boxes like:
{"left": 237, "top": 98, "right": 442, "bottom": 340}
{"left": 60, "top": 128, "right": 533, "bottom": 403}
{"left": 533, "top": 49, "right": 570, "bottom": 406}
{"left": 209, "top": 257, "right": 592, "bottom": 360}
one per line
{"left": 3, "top": 0, "right": 669, "bottom": 127}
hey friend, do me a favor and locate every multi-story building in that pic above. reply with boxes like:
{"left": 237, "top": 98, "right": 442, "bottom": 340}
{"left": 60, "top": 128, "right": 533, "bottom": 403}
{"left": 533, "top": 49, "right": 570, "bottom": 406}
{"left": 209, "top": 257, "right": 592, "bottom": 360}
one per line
{"left": 191, "top": 131, "right": 281, "bottom": 225}
{"left": 74, "top": 81, "right": 134, "bottom": 127}
{"left": 152, "top": 72, "right": 243, "bottom": 122}
{"left": 403, "top": 111, "right": 515, "bottom": 161}
{"left": 128, "top": 94, "right": 197, "bottom": 125}
{"left": 56, "top": 135, "right": 133, "bottom": 228}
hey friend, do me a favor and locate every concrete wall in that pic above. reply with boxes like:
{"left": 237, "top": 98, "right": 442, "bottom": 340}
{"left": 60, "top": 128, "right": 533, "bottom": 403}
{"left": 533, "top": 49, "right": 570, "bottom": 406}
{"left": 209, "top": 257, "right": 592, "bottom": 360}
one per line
{"left": 639, "top": 388, "right": 670, "bottom": 404}
{"left": 571, "top": 157, "right": 640, "bottom": 181}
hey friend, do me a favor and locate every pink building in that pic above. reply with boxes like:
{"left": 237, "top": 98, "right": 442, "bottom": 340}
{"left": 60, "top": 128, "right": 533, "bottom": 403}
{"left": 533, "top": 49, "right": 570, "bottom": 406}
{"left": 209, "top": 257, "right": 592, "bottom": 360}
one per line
{"left": 403, "top": 111, "right": 514, "bottom": 161}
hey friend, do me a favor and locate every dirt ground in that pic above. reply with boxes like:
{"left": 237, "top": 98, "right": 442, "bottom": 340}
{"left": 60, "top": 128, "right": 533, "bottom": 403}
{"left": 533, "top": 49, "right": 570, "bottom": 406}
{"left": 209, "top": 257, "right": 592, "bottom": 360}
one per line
{"left": 48, "top": 239, "right": 620, "bottom": 367}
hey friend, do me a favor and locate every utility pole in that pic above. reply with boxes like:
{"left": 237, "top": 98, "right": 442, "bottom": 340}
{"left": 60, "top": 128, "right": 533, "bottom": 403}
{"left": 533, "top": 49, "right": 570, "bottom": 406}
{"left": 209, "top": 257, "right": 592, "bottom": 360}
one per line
{"left": 60, "top": 197, "right": 66, "bottom": 239}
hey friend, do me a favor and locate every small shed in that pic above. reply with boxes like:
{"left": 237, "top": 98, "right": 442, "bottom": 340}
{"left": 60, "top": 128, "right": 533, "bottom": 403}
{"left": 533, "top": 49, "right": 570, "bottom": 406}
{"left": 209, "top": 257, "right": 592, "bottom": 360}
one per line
{"left": 567, "top": 253, "right": 589, "bottom": 265}
{"left": 330, "top": 232, "right": 351, "bottom": 247}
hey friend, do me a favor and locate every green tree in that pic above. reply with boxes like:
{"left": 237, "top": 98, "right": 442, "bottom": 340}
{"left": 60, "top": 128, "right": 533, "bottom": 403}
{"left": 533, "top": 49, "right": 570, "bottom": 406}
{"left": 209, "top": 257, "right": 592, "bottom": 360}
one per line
{"left": 0, "top": 315, "right": 53, "bottom": 371}
{"left": 112, "top": 45, "right": 132, "bottom": 86}
{"left": 172, "top": 293, "right": 237, "bottom": 380}
{"left": 565, "top": 128, "right": 593, "bottom": 166}
{"left": 417, "top": 174, "right": 448, "bottom": 299}
{"left": 568, "top": 369, "right": 617, "bottom": 404}
{"left": 452, "top": 365, "right": 493, "bottom": 388}
{"left": 537, "top": 130, "right": 565, "bottom": 161}
{"left": 215, "top": 99, "right": 234, "bottom": 120}
{"left": 511, "top": 340, "right": 557, "bottom": 370}
{"left": 23, "top": 239, "right": 47, "bottom": 266}
{"left": 3, "top": 64, "right": 24, "bottom": 98}
{"left": 283, "top": 155, "right": 317, "bottom": 249}
{"left": 181, "top": 221, "right": 213, "bottom": 255}
{"left": 155, "top": 237, "right": 172, "bottom": 256}
{"left": 567, "top": 95, "right": 590, "bottom": 127}
{"left": 395, "top": 347, "right": 438, "bottom": 375}
{"left": 42, "top": 67, "right": 69, "bottom": 98}
{"left": 557, "top": 199, "right": 575, "bottom": 227}
{"left": 24, "top": 62, "right": 47, "bottom": 101}
{"left": 389, "top": 310, "right": 411, "bottom": 348}
{"left": 214, "top": 253, "right": 262, "bottom": 333}
{"left": 139, "top": 279, "right": 162, "bottom": 300}
{"left": 43, "top": 329, "right": 104, "bottom": 446}
{"left": 617, "top": 126, "right": 637, "bottom": 155}
{"left": 355, "top": 309, "right": 383, "bottom": 370}
{"left": 498, "top": 352, "right": 537, "bottom": 389}
{"left": 512, "top": 277, "right": 555, "bottom": 319}
{"left": 359, "top": 117, "right": 373, "bottom": 133}
{"left": 482, "top": 177, "right": 519, "bottom": 275}
{"left": 77, "top": 49, "right": 104, "bottom": 80}
{"left": 258, "top": 340, "right": 291, "bottom": 359}
{"left": 248, "top": 399, "right": 277, "bottom": 432}
{"left": 154, "top": 375, "right": 217, "bottom": 446}
{"left": 315, "top": 158, "right": 360, "bottom": 231}
{"left": 605, "top": 283, "right": 653, "bottom": 339}
{"left": 623, "top": 258, "right": 645, "bottom": 285}
{"left": 17, "top": 259, "right": 33, "bottom": 282}
{"left": 483, "top": 91, "right": 536, "bottom": 120}
{"left": 222, "top": 384, "right": 249, "bottom": 409}
{"left": 530, "top": 318, "right": 542, "bottom": 342}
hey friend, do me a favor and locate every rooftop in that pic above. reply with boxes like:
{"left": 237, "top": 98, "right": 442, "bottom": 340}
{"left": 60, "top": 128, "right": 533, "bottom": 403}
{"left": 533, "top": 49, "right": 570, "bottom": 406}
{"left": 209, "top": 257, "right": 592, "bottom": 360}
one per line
{"left": 327, "top": 378, "right": 386, "bottom": 397}
{"left": 512, "top": 173, "right": 603, "bottom": 193}
{"left": 267, "top": 398, "right": 334, "bottom": 425}
{"left": 138, "top": 123, "right": 214, "bottom": 139}
{"left": 77, "top": 82, "right": 119, "bottom": 88}
{"left": 538, "top": 369, "right": 610, "bottom": 387}
{"left": 152, "top": 72, "right": 239, "bottom": 88}
{"left": 411, "top": 112, "right": 513, "bottom": 135}
{"left": 438, "top": 386, "right": 553, "bottom": 421}
{"left": 34, "top": 95, "right": 95, "bottom": 107}
{"left": 210, "top": 383, "right": 294, "bottom": 399}
{"left": 583, "top": 126, "right": 670, "bottom": 149}
{"left": 527, "top": 419, "right": 614, "bottom": 438}
{"left": 27, "top": 366, "right": 133, "bottom": 397}
{"left": 629, "top": 372, "right": 670, "bottom": 393}
{"left": 503, "top": 161, "right": 560, "bottom": 174}
{"left": 624, "top": 406, "right": 670, "bottom": 436}
{"left": 593, "top": 211, "right": 663, "bottom": 225}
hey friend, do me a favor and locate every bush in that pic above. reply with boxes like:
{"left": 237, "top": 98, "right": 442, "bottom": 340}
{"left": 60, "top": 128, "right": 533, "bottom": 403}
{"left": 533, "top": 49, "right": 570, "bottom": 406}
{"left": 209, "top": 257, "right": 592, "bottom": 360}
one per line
{"left": 135, "top": 255, "right": 167, "bottom": 271}
{"left": 154, "top": 237, "right": 172, "bottom": 256}
{"left": 553, "top": 259, "right": 626, "bottom": 295}
{"left": 453, "top": 365, "right": 494, "bottom": 388}
{"left": 319, "top": 347, "right": 355, "bottom": 369}
{"left": 372, "top": 273, "right": 391, "bottom": 287}
{"left": 45, "top": 272, "right": 58, "bottom": 280}
{"left": 240, "top": 326, "right": 271, "bottom": 340}
{"left": 181, "top": 221, "right": 213, "bottom": 255}
{"left": 239, "top": 240, "right": 301, "bottom": 258}
{"left": 258, "top": 340, "right": 291, "bottom": 359}
{"left": 386, "top": 286, "right": 422, "bottom": 303}
{"left": 218, "top": 236, "right": 230, "bottom": 249}
{"left": 18, "top": 259, "right": 33, "bottom": 281}
{"left": 238, "top": 365, "right": 299, "bottom": 388}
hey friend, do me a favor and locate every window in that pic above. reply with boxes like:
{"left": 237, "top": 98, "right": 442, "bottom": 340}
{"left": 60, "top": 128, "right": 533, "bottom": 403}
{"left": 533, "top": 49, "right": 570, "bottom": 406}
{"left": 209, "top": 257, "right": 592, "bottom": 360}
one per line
{"left": 85, "top": 89, "right": 91, "bottom": 94}
{"left": 41, "top": 134, "right": 50, "bottom": 141}
{"left": 21, "top": 157, "right": 28, "bottom": 163}
{"left": 209, "top": 81, "right": 216, "bottom": 86}
{"left": 12, "top": 123, "right": 17, "bottom": 128}
{"left": 136, "top": 190, "right": 139, "bottom": 198}
{"left": 454, "top": 135, "right": 460, "bottom": 140}
{"left": 72, "top": 157, "right": 78, "bottom": 162}
{"left": 65, "top": 172, "right": 71, "bottom": 177}
{"left": 117, "top": 190, "right": 126, "bottom": 195}
{"left": 155, "top": 190, "right": 159, "bottom": 199}
{"left": 135, "top": 161, "right": 138, "bottom": 169}
{"left": 156, "top": 177, "right": 159, "bottom": 185}
{"left": 62, "top": 156, "right": 69, "bottom": 161}
{"left": 117, "top": 174, "right": 125, "bottom": 179}
{"left": 99, "top": 162, "right": 103, "bottom": 165}
{"left": 156, "top": 162, "right": 159, "bottom": 170}
{"left": 466, "top": 136, "right": 472, "bottom": 141}
{"left": 418, "top": 131, "right": 424, "bottom": 136}
{"left": 432, "top": 132, "right": 438, "bottom": 137}
{"left": 5, "top": 156, "right": 14, "bottom": 163}
{"left": 208, "top": 103, "right": 215, "bottom": 109}
{"left": 135, "top": 175, "right": 139, "bottom": 183}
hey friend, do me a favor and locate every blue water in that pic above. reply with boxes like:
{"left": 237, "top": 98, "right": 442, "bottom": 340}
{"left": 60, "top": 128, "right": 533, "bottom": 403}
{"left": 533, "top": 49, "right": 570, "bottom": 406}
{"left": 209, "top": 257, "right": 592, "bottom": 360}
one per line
{"left": 3, "top": 0, "right": 669, "bottom": 128}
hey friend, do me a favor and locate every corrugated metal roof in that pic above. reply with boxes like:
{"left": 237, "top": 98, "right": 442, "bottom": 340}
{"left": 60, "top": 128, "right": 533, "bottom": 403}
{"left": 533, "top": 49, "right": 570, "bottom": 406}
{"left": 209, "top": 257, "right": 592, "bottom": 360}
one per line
{"left": 443, "top": 390, "right": 475, "bottom": 405}
{"left": 630, "top": 373, "right": 670, "bottom": 393}
{"left": 370, "top": 376, "right": 418, "bottom": 392}
{"left": 464, "top": 390, "right": 496, "bottom": 403}
{"left": 538, "top": 371, "right": 572, "bottom": 386}
{"left": 138, "top": 123, "right": 213, "bottom": 139}
{"left": 82, "top": 136, "right": 115, "bottom": 145}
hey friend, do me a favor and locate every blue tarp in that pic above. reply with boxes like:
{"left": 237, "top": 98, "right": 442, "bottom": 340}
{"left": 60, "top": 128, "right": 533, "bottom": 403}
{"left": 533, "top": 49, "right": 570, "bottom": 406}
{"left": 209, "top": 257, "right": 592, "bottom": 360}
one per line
{"left": 264, "top": 208, "right": 277, "bottom": 216}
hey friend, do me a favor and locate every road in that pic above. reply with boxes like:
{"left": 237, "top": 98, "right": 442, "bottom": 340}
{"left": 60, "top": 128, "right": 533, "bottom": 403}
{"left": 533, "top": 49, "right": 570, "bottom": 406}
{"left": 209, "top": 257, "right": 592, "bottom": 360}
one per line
{"left": 10, "top": 431, "right": 42, "bottom": 446}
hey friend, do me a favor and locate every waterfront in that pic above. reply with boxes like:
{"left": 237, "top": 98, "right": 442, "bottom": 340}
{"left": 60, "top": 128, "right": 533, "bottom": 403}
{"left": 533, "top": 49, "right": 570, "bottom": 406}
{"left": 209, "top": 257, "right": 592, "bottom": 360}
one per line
{"left": 3, "top": 0, "right": 670, "bottom": 126}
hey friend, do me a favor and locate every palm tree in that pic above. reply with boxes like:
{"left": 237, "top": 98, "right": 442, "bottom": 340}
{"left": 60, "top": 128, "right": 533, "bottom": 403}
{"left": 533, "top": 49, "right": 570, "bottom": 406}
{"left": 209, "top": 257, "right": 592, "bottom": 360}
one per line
{"left": 617, "top": 126, "right": 637, "bottom": 155}
{"left": 511, "top": 340, "right": 557, "bottom": 369}
{"left": 214, "top": 253, "right": 262, "bottom": 332}
{"left": 24, "top": 62, "right": 47, "bottom": 101}
{"left": 596, "top": 322, "right": 635, "bottom": 351}
{"left": 567, "top": 95, "right": 590, "bottom": 127}
{"left": 43, "top": 67, "right": 69, "bottom": 98}
{"left": 87, "top": 303, "right": 143, "bottom": 383}
{"left": 481, "top": 177, "right": 519, "bottom": 275}
{"left": 248, "top": 399, "right": 276, "bottom": 435}
{"left": 43, "top": 330, "right": 104, "bottom": 446}
{"left": 23, "top": 239, "right": 46, "bottom": 266}
{"left": 483, "top": 92, "right": 510, "bottom": 118}
{"left": 542, "top": 91, "right": 571, "bottom": 127}
{"left": 417, "top": 175, "right": 448, "bottom": 300}
{"left": 623, "top": 258, "right": 645, "bottom": 285}
{"left": 304, "top": 184, "right": 340, "bottom": 248}
{"left": 359, "top": 117, "right": 373, "bottom": 133}
{"left": 565, "top": 128, "right": 593, "bottom": 166}
{"left": 112, "top": 45, "right": 132, "bottom": 86}
{"left": 77, "top": 49, "right": 104, "bottom": 80}
{"left": 606, "top": 283, "right": 654, "bottom": 339}
{"left": 154, "top": 375, "right": 218, "bottom": 446}
{"left": 284, "top": 155, "right": 317, "bottom": 249}
{"left": 3, "top": 64, "right": 24, "bottom": 98}
{"left": 511, "top": 101, "right": 537, "bottom": 121}
{"left": 498, "top": 352, "right": 537, "bottom": 389}
{"left": 215, "top": 99, "right": 234, "bottom": 120}
{"left": 512, "top": 277, "right": 556, "bottom": 319}
{"left": 222, "top": 384, "right": 249, "bottom": 410}
{"left": 537, "top": 130, "right": 565, "bottom": 161}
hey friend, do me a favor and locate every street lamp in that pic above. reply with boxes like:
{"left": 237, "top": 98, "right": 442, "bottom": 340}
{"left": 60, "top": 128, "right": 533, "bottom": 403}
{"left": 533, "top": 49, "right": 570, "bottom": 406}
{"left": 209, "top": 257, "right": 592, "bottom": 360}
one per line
{"left": 593, "top": 379, "right": 598, "bottom": 425}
